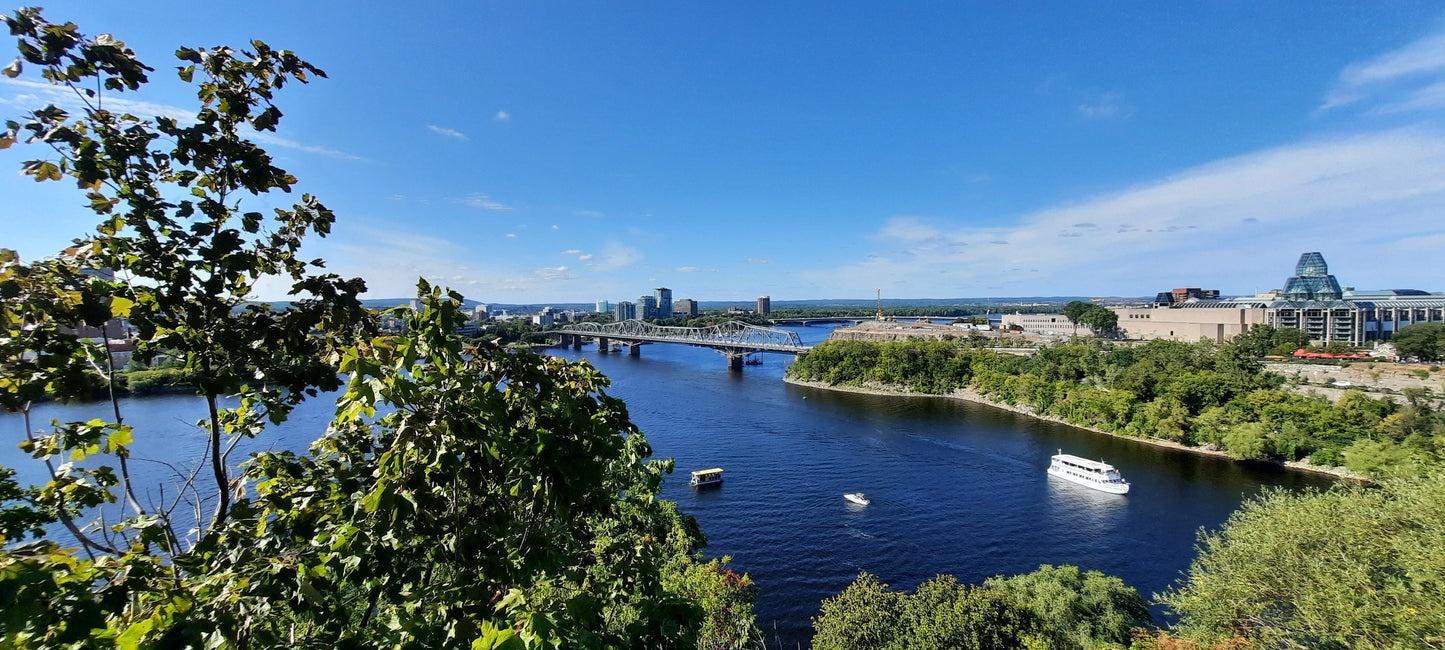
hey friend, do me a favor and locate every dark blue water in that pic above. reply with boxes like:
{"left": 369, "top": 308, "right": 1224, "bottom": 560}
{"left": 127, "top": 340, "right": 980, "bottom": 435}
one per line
{"left": 1, "top": 324, "right": 1334, "bottom": 647}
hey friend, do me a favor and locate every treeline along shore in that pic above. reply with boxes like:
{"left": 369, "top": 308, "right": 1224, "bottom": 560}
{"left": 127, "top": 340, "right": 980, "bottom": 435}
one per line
{"left": 785, "top": 336, "right": 1445, "bottom": 479}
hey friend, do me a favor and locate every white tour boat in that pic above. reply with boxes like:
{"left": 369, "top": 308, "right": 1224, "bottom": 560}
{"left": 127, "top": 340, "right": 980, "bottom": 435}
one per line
{"left": 843, "top": 492, "right": 871, "bottom": 506}
{"left": 1047, "top": 451, "right": 1130, "bottom": 494}
{"left": 690, "top": 468, "right": 724, "bottom": 487}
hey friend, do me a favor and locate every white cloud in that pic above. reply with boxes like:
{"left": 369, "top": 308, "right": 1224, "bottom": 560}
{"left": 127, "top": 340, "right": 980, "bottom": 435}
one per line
{"left": 877, "top": 217, "right": 943, "bottom": 242}
{"left": 249, "top": 132, "right": 364, "bottom": 160}
{"left": 494, "top": 111, "right": 511, "bottom": 121}
{"left": 427, "top": 124, "right": 468, "bottom": 139}
{"left": 1369, "top": 78, "right": 1445, "bottom": 114}
{"left": 1076, "top": 91, "right": 1133, "bottom": 119}
{"left": 561, "top": 249, "right": 583, "bottom": 255}
{"left": 1324, "top": 29, "right": 1445, "bottom": 110}
{"left": 505, "top": 233, "right": 517, "bottom": 238}
{"left": 460, "top": 192, "right": 512, "bottom": 210}
{"left": 551, "top": 224, "right": 560, "bottom": 230}
{"left": 585, "top": 243, "right": 642, "bottom": 271}
{"left": 536, "top": 265, "right": 573, "bottom": 281}
{"left": 744, "top": 257, "right": 770, "bottom": 264}
{"left": 578, "top": 254, "right": 594, "bottom": 261}
{"left": 675, "top": 266, "right": 701, "bottom": 272}
{"left": 809, "top": 127, "right": 1445, "bottom": 296}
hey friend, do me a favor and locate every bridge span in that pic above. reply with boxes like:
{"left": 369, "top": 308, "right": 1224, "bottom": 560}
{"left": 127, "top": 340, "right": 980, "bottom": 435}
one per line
{"left": 553, "top": 319, "right": 811, "bottom": 369}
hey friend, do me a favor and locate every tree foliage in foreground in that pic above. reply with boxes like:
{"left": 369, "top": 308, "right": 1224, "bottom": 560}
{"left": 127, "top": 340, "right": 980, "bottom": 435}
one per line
{"left": 0, "top": 10, "right": 760, "bottom": 648}
{"left": 812, "top": 573, "right": 1050, "bottom": 650}
{"left": 812, "top": 565, "right": 1151, "bottom": 650}
{"left": 1160, "top": 473, "right": 1445, "bottom": 649}
{"left": 985, "top": 564, "right": 1151, "bottom": 650}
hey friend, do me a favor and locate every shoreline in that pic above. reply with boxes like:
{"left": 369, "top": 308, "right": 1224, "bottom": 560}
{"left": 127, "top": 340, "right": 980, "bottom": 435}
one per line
{"left": 781, "top": 376, "right": 1364, "bottom": 481}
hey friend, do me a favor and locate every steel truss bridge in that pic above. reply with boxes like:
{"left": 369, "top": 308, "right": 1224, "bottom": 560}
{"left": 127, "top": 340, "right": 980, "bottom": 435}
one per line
{"left": 552, "top": 319, "right": 811, "bottom": 369}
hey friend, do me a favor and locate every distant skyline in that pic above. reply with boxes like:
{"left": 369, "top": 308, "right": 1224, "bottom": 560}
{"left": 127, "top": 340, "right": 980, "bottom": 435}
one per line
{"left": 3, "top": 2, "right": 1444, "bottom": 302}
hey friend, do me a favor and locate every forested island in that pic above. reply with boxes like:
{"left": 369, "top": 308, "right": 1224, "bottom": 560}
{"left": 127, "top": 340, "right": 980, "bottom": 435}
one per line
{"left": 786, "top": 331, "right": 1443, "bottom": 478}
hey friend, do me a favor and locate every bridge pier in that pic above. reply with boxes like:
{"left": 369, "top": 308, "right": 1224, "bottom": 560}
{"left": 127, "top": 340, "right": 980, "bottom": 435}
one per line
{"left": 726, "top": 352, "right": 745, "bottom": 370}
{"left": 571, "top": 335, "right": 582, "bottom": 350}
{"left": 628, "top": 343, "right": 641, "bottom": 357}
{"left": 597, "top": 336, "right": 609, "bottom": 353}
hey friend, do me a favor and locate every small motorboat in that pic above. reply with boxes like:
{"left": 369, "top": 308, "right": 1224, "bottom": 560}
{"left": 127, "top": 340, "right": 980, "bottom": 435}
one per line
{"left": 843, "top": 492, "right": 870, "bottom": 506}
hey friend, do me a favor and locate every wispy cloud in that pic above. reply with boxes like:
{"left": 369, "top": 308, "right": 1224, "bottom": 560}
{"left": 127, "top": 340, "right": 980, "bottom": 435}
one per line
{"left": 427, "top": 124, "right": 468, "bottom": 139}
{"left": 536, "top": 265, "right": 573, "bottom": 281}
{"left": 675, "top": 266, "right": 701, "bottom": 273}
{"left": 1324, "top": 28, "right": 1445, "bottom": 110}
{"left": 250, "top": 133, "right": 364, "bottom": 160}
{"left": 1076, "top": 91, "right": 1133, "bottom": 119}
{"left": 1369, "top": 78, "right": 1445, "bottom": 114}
{"left": 810, "top": 127, "right": 1445, "bottom": 295}
{"left": 494, "top": 111, "right": 511, "bottom": 122}
{"left": 584, "top": 243, "right": 642, "bottom": 271}
{"left": 744, "top": 257, "right": 770, "bottom": 264}
{"left": 561, "top": 249, "right": 582, "bottom": 255}
{"left": 0, "top": 78, "right": 365, "bottom": 160}
{"left": 460, "top": 192, "right": 512, "bottom": 211}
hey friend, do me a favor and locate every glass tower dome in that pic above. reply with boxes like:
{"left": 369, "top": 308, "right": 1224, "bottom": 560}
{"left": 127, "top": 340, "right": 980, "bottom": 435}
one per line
{"left": 1281, "top": 252, "right": 1343, "bottom": 301}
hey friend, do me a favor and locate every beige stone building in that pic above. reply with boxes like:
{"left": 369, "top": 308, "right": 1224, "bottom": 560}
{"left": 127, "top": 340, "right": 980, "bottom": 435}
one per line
{"left": 999, "top": 313, "right": 1096, "bottom": 337}
{"left": 1112, "top": 305, "right": 1270, "bottom": 343}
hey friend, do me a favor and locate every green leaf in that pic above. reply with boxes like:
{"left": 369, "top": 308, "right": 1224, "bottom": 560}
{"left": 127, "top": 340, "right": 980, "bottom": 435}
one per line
{"left": 107, "top": 426, "right": 134, "bottom": 449}
{"left": 116, "top": 616, "right": 155, "bottom": 650}
{"left": 110, "top": 296, "right": 134, "bottom": 318}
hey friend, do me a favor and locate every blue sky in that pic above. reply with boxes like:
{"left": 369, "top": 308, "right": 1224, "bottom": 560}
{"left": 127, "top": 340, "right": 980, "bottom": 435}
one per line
{"left": 3, "top": 2, "right": 1444, "bottom": 303}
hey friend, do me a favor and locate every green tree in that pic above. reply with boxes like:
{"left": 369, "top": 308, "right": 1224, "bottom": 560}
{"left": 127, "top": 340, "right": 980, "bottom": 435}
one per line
{"left": 1220, "top": 422, "right": 1272, "bottom": 460}
{"left": 0, "top": 11, "right": 759, "bottom": 648}
{"left": 2, "top": 6, "right": 371, "bottom": 559}
{"left": 1062, "top": 301, "right": 1093, "bottom": 335}
{"left": 1160, "top": 474, "right": 1445, "bottom": 649}
{"left": 1232, "top": 324, "right": 1279, "bottom": 358}
{"left": 812, "top": 573, "right": 904, "bottom": 650}
{"left": 813, "top": 573, "right": 1049, "bottom": 650}
{"left": 1232, "top": 325, "right": 1309, "bottom": 358}
{"left": 985, "top": 564, "right": 1151, "bottom": 650}
{"left": 1079, "top": 306, "right": 1119, "bottom": 338}
{"left": 1393, "top": 323, "right": 1445, "bottom": 362}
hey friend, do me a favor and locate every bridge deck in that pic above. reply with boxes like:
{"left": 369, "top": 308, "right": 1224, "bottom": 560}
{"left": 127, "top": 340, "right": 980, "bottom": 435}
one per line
{"left": 554, "top": 319, "right": 811, "bottom": 354}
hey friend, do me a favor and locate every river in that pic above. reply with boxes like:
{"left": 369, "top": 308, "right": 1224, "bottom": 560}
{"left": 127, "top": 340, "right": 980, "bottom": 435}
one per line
{"left": 1, "top": 323, "right": 1334, "bottom": 646}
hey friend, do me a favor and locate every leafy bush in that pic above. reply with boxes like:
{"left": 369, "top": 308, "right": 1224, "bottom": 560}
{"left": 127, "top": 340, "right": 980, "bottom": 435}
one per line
{"left": 812, "top": 573, "right": 1048, "bottom": 650}
{"left": 1160, "top": 474, "right": 1445, "bottom": 649}
{"left": 985, "top": 564, "right": 1151, "bottom": 650}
